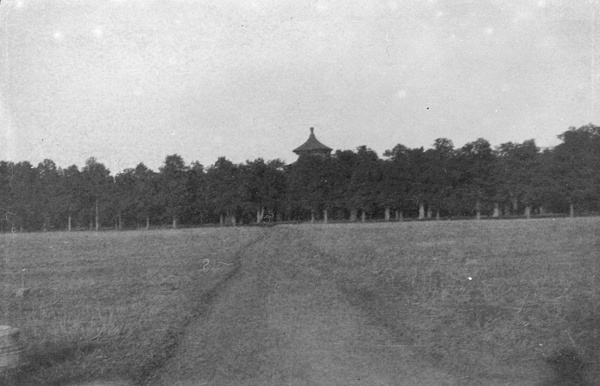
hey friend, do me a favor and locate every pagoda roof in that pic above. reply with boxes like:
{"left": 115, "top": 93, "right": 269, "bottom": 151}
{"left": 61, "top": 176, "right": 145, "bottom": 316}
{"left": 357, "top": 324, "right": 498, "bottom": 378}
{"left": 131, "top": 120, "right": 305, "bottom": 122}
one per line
{"left": 293, "top": 127, "right": 333, "bottom": 154}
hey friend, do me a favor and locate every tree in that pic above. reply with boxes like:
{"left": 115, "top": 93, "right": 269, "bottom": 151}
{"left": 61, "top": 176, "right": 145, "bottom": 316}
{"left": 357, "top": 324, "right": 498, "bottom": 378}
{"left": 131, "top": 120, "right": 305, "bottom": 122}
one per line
{"left": 382, "top": 144, "right": 413, "bottom": 220}
{"left": 114, "top": 168, "right": 137, "bottom": 230}
{"left": 287, "top": 154, "right": 333, "bottom": 223}
{"left": 424, "top": 138, "right": 457, "bottom": 219}
{"left": 347, "top": 146, "right": 380, "bottom": 222}
{"left": 377, "top": 159, "right": 398, "bottom": 221}
{"left": 186, "top": 161, "right": 207, "bottom": 225}
{"left": 405, "top": 147, "right": 429, "bottom": 219}
{"left": 0, "top": 161, "right": 14, "bottom": 232}
{"left": 131, "top": 163, "right": 160, "bottom": 228}
{"left": 495, "top": 139, "right": 541, "bottom": 218}
{"left": 81, "top": 157, "right": 112, "bottom": 231}
{"left": 158, "top": 154, "right": 189, "bottom": 228}
{"left": 62, "top": 164, "right": 83, "bottom": 231}
{"left": 205, "top": 157, "right": 243, "bottom": 226}
{"left": 113, "top": 164, "right": 159, "bottom": 230}
{"left": 455, "top": 139, "right": 497, "bottom": 219}
{"left": 241, "top": 158, "right": 287, "bottom": 223}
{"left": 10, "top": 161, "right": 39, "bottom": 231}
{"left": 36, "top": 159, "right": 68, "bottom": 230}
{"left": 329, "top": 150, "right": 360, "bottom": 221}
{"left": 549, "top": 125, "right": 600, "bottom": 216}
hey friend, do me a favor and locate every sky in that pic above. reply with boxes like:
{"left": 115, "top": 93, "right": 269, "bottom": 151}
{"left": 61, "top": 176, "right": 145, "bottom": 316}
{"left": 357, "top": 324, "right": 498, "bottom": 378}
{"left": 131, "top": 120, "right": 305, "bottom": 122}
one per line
{"left": 0, "top": 0, "right": 598, "bottom": 173}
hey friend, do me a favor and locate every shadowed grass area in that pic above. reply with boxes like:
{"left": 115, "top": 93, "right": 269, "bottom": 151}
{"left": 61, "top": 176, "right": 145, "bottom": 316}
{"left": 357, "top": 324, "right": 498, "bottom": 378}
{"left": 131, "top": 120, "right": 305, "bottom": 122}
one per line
{"left": 309, "top": 218, "right": 600, "bottom": 384}
{"left": 0, "top": 227, "right": 263, "bottom": 385}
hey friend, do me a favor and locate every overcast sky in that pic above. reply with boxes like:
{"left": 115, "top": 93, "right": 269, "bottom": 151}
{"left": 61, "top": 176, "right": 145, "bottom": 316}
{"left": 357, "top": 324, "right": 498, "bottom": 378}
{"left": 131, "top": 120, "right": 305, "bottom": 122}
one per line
{"left": 0, "top": 0, "right": 598, "bottom": 173}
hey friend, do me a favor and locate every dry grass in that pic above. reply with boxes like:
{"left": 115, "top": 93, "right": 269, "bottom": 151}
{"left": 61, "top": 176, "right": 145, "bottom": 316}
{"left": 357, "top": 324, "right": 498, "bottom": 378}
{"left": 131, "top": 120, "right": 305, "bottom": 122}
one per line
{"left": 0, "top": 227, "right": 263, "bottom": 385}
{"left": 1, "top": 219, "right": 598, "bottom": 384}
{"left": 309, "top": 218, "right": 600, "bottom": 384}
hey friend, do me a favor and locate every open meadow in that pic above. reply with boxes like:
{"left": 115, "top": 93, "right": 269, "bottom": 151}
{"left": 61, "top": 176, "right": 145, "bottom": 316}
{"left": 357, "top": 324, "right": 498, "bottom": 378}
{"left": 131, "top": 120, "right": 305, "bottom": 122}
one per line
{"left": 1, "top": 227, "right": 265, "bottom": 385}
{"left": 1, "top": 217, "right": 599, "bottom": 385}
{"left": 309, "top": 217, "right": 600, "bottom": 384}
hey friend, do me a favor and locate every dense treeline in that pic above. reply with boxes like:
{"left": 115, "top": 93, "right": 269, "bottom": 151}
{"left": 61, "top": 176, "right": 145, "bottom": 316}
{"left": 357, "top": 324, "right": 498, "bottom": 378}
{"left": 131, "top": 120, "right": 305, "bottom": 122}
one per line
{"left": 0, "top": 124, "right": 599, "bottom": 231}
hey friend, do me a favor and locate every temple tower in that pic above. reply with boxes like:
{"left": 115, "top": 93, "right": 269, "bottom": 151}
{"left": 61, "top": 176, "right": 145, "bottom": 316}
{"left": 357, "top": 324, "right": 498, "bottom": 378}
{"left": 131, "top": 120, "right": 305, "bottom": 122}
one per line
{"left": 292, "top": 127, "right": 333, "bottom": 158}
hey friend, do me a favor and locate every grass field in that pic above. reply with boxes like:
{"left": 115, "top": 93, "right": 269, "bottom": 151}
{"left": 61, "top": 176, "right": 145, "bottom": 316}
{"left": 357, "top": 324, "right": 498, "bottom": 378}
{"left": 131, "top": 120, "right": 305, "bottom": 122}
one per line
{"left": 0, "top": 227, "right": 265, "bottom": 385}
{"left": 1, "top": 218, "right": 599, "bottom": 385}
{"left": 309, "top": 218, "right": 600, "bottom": 383}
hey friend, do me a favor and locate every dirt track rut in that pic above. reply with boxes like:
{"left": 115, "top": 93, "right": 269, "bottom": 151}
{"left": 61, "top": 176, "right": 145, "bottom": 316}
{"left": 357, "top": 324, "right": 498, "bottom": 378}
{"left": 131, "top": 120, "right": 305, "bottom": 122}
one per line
{"left": 149, "top": 227, "right": 457, "bottom": 385}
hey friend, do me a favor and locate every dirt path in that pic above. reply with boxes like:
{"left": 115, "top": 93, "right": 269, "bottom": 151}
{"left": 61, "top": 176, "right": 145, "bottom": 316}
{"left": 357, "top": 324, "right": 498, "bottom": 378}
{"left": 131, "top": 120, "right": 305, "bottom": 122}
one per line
{"left": 149, "top": 227, "right": 458, "bottom": 385}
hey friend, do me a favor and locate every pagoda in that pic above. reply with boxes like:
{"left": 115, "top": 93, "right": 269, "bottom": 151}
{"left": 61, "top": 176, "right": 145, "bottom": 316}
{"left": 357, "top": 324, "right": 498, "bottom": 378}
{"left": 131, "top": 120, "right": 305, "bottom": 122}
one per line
{"left": 293, "top": 127, "right": 333, "bottom": 158}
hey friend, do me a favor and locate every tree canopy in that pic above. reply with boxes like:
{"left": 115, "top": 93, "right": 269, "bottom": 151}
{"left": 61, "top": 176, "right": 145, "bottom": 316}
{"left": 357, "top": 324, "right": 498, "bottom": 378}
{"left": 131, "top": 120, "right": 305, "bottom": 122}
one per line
{"left": 0, "top": 124, "right": 598, "bottom": 231}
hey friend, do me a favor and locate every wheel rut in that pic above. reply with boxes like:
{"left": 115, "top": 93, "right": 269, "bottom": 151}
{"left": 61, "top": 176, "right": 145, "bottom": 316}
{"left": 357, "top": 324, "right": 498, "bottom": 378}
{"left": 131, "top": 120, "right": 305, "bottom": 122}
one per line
{"left": 139, "top": 229, "right": 269, "bottom": 385}
{"left": 148, "top": 226, "right": 458, "bottom": 385}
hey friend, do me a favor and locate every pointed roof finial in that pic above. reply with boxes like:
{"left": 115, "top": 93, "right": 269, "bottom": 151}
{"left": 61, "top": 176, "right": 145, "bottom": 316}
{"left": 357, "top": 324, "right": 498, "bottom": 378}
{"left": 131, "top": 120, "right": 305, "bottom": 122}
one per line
{"left": 293, "top": 127, "right": 333, "bottom": 155}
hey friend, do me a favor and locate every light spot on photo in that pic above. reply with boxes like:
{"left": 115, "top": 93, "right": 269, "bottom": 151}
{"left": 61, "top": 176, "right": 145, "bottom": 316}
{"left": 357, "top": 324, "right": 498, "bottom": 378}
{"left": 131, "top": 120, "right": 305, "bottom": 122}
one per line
{"left": 53, "top": 31, "right": 64, "bottom": 42}
{"left": 315, "top": 1, "right": 329, "bottom": 12}
{"left": 92, "top": 26, "right": 104, "bottom": 39}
